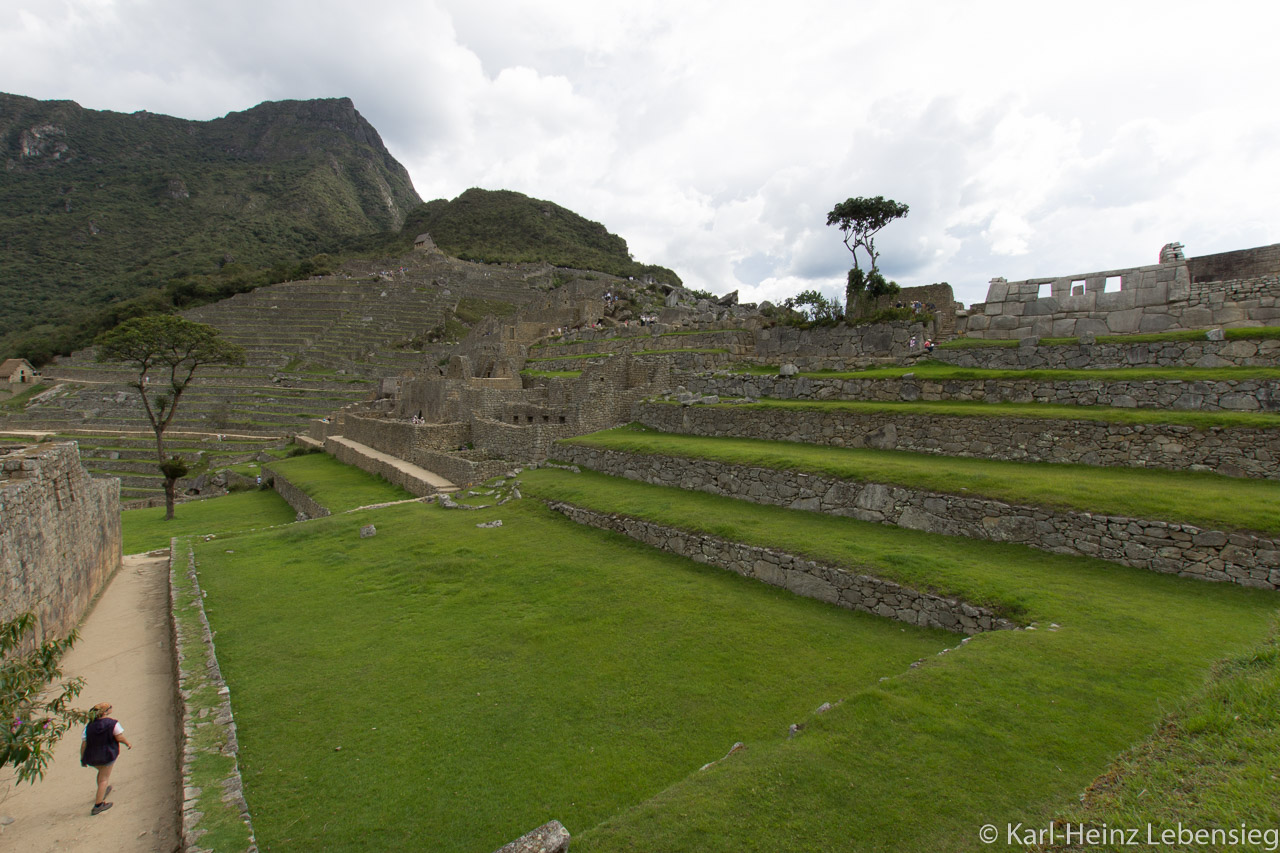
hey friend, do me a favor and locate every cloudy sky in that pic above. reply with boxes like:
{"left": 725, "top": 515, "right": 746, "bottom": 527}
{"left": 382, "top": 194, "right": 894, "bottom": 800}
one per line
{"left": 4, "top": 0, "right": 1278, "bottom": 307}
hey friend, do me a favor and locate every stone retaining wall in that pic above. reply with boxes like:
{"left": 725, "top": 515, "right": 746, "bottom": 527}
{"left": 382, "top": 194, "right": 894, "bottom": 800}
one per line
{"left": 634, "top": 402, "right": 1280, "bottom": 480}
{"left": 555, "top": 444, "right": 1280, "bottom": 590}
{"left": 324, "top": 436, "right": 438, "bottom": 497}
{"left": 170, "top": 542, "right": 257, "bottom": 852}
{"left": 0, "top": 442, "right": 121, "bottom": 646}
{"left": 934, "top": 337, "right": 1280, "bottom": 370}
{"left": 545, "top": 501, "right": 1015, "bottom": 633}
{"left": 685, "top": 373, "right": 1280, "bottom": 412}
{"left": 751, "top": 321, "right": 931, "bottom": 369}
{"left": 265, "top": 464, "right": 330, "bottom": 519}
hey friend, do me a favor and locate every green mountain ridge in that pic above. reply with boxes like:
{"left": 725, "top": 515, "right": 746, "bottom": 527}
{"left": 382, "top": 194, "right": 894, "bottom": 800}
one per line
{"left": 0, "top": 93, "right": 421, "bottom": 348}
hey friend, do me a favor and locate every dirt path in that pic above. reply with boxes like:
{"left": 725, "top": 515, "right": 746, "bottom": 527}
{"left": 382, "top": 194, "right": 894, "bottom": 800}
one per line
{"left": 0, "top": 553, "right": 180, "bottom": 852}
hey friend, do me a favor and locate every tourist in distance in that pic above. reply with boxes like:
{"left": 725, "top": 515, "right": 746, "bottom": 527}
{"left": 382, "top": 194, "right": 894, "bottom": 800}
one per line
{"left": 80, "top": 701, "right": 133, "bottom": 815}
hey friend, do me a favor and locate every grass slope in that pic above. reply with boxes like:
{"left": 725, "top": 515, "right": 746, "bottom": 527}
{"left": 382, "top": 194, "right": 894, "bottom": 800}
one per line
{"left": 517, "top": 468, "right": 1278, "bottom": 852}
{"left": 263, "top": 452, "right": 414, "bottom": 513}
{"left": 564, "top": 427, "right": 1280, "bottom": 536}
{"left": 191, "top": 499, "right": 951, "bottom": 851}
{"left": 121, "top": 489, "right": 297, "bottom": 553}
{"left": 691, "top": 397, "right": 1280, "bottom": 430}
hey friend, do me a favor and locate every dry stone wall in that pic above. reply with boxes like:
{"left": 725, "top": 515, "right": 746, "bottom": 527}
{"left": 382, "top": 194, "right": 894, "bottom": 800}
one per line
{"left": 934, "top": 337, "right": 1280, "bottom": 370}
{"left": 751, "top": 322, "right": 931, "bottom": 369}
{"left": 960, "top": 249, "right": 1280, "bottom": 340}
{"left": 266, "top": 464, "right": 330, "bottom": 519}
{"left": 685, "top": 373, "right": 1280, "bottom": 413}
{"left": 545, "top": 500, "right": 1015, "bottom": 633}
{"left": 634, "top": 402, "right": 1280, "bottom": 480}
{"left": 555, "top": 444, "right": 1280, "bottom": 590}
{"left": 0, "top": 442, "right": 121, "bottom": 645}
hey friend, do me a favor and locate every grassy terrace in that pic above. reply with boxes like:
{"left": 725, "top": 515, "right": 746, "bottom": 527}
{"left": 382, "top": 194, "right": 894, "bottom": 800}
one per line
{"left": 516, "top": 468, "right": 1279, "bottom": 852}
{"left": 121, "top": 489, "right": 297, "bottom": 553}
{"left": 668, "top": 397, "right": 1280, "bottom": 430}
{"left": 563, "top": 426, "right": 1280, "bottom": 535}
{"left": 521, "top": 370, "right": 583, "bottom": 379}
{"left": 529, "top": 329, "right": 742, "bottom": 350}
{"left": 189, "top": 498, "right": 952, "bottom": 852}
{"left": 937, "top": 326, "right": 1280, "bottom": 348}
{"left": 526, "top": 348, "right": 730, "bottom": 363}
{"left": 729, "top": 363, "right": 1280, "bottom": 382}
{"left": 263, "top": 451, "right": 414, "bottom": 513}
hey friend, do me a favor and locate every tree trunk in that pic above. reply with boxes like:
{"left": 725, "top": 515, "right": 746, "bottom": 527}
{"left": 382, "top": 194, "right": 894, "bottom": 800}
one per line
{"left": 163, "top": 475, "right": 177, "bottom": 521}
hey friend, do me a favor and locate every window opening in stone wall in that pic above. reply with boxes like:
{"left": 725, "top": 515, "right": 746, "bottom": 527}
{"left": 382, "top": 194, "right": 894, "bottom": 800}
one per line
{"left": 1071, "top": 279, "right": 1086, "bottom": 296}
{"left": 1037, "top": 282, "right": 1053, "bottom": 299}
{"left": 512, "top": 415, "right": 519, "bottom": 423}
{"left": 1104, "top": 275, "right": 1121, "bottom": 292}
{"left": 559, "top": 416, "right": 566, "bottom": 424}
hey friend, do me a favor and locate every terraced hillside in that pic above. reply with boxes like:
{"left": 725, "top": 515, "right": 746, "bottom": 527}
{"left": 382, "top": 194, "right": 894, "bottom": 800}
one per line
{"left": 175, "top": 324, "right": 1280, "bottom": 850}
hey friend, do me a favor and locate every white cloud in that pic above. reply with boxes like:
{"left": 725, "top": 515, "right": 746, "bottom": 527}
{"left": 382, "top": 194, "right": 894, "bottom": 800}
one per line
{"left": 1, "top": 0, "right": 1277, "bottom": 308}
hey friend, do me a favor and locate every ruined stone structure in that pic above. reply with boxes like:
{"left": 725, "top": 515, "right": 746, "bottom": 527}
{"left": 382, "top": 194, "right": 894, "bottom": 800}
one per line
{"left": 959, "top": 243, "right": 1280, "bottom": 340}
{"left": 0, "top": 442, "right": 121, "bottom": 646}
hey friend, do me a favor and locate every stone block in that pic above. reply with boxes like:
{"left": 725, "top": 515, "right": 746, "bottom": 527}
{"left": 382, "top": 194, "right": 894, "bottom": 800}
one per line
{"left": 1104, "top": 308, "right": 1145, "bottom": 334}
{"left": 1133, "top": 281, "right": 1169, "bottom": 307}
{"left": 1095, "top": 290, "right": 1137, "bottom": 311}
{"left": 1137, "top": 313, "right": 1177, "bottom": 333}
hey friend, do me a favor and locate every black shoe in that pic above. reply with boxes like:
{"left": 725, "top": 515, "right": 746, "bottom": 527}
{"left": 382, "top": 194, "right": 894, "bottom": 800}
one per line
{"left": 91, "top": 802, "right": 113, "bottom": 815}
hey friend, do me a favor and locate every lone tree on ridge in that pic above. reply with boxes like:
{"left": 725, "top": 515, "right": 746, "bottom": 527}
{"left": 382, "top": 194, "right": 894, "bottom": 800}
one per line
{"left": 826, "top": 195, "right": 909, "bottom": 318}
{"left": 96, "top": 315, "right": 245, "bottom": 520}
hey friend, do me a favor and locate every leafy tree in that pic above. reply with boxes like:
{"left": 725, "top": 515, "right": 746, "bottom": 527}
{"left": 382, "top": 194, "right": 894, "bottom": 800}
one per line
{"left": 95, "top": 315, "right": 245, "bottom": 520}
{"left": 783, "top": 289, "right": 844, "bottom": 325}
{"left": 1, "top": 614, "right": 86, "bottom": 784}
{"left": 826, "top": 196, "right": 909, "bottom": 318}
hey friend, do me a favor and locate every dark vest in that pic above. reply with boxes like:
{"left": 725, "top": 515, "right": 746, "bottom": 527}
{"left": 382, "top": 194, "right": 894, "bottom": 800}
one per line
{"left": 83, "top": 717, "right": 120, "bottom": 766}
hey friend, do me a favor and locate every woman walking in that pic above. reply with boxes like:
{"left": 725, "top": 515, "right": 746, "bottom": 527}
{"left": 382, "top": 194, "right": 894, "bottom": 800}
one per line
{"left": 80, "top": 701, "right": 133, "bottom": 815}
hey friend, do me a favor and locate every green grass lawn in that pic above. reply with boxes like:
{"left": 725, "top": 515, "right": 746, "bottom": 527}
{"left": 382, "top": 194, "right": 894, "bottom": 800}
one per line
{"left": 264, "top": 452, "right": 414, "bottom": 512}
{"left": 672, "top": 397, "right": 1280, "bottom": 430}
{"left": 121, "top": 489, "right": 297, "bottom": 554}
{"left": 937, "top": 327, "right": 1280, "bottom": 348}
{"left": 732, "top": 363, "right": 1280, "bottom": 382}
{"left": 192, "top": 499, "right": 953, "bottom": 852}
{"left": 517, "top": 468, "right": 1279, "bottom": 852}
{"left": 564, "top": 426, "right": 1280, "bottom": 536}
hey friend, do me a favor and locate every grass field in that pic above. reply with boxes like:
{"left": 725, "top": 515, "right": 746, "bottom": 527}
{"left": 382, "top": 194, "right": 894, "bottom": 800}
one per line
{"left": 191, "top": 499, "right": 952, "bottom": 852}
{"left": 675, "top": 396, "right": 1280, "bottom": 431}
{"left": 732, "top": 363, "right": 1280, "bottom": 382}
{"left": 564, "top": 426, "right": 1280, "bottom": 536}
{"left": 516, "top": 467, "right": 1279, "bottom": 852}
{"left": 121, "top": 489, "right": 297, "bottom": 553}
{"left": 263, "top": 452, "right": 414, "bottom": 513}
{"left": 175, "top": 462, "right": 1280, "bottom": 852}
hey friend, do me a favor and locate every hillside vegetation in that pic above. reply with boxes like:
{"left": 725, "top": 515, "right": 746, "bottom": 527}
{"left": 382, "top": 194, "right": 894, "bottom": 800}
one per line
{"left": 409, "top": 188, "right": 681, "bottom": 285}
{"left": 0, "top": 93, "right": 420, "bottom": 360}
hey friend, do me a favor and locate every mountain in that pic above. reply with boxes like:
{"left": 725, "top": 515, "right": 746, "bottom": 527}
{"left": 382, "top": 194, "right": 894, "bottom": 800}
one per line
{"left": 409, "top": 188, "right": 681, "bottom": 285}
{"left": 0, "top": 93, "right": 421, "bottom": 354}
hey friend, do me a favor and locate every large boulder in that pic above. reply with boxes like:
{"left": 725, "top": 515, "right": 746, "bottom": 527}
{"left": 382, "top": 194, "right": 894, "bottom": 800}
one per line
{"left": 493, "top": 821, "right": 571, "bottom": 853}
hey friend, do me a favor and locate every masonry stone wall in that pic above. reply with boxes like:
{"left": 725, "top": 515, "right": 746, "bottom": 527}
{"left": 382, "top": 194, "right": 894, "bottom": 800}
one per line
{"left": 324, "top": 436, "right": 437, "bottom": 497}
{"left": 0, "top": 442, "right": 121, "bottom": 646}
{"left": 634, "top": 402, "right": 1280, "bottom": 480}
{"left": 960, "top": 253, "right": 1280, "bottom": 340}
{"left": 555, "top": 445, "right": 1280, "bottom": 590}
{"left": 544, "top": 501, "right": 1015, "bottom": 633}
{"left": 266, "top": 465, "right": 330, "bottom": 519}
{"left": 934, "top": 337, "right": 1280, "bottom": 370}
{"left": 685, "top": 372, "right": 1280, "bottom": 412}
{"left": 751, "top": 321, "right": 931, "bottom": 369}
{"left": 1188, "top": 244, "right": 1280, "bottom": 283}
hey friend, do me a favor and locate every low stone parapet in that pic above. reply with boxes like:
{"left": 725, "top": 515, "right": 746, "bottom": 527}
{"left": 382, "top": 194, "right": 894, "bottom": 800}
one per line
{"left": 685, "top": 373, "right": 1280, "bottom": 413}
{"left": 555, "top": 444, "right": 1280, "bottom": 591}
{"left": 545, "top": 500, "right": 1016, "bottom": 633}
{"left": 633, "top": 401, "right": 1280, "bottom": 480}
{"left": 934, "top": 337, "right": 1280, "bottom": 370}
